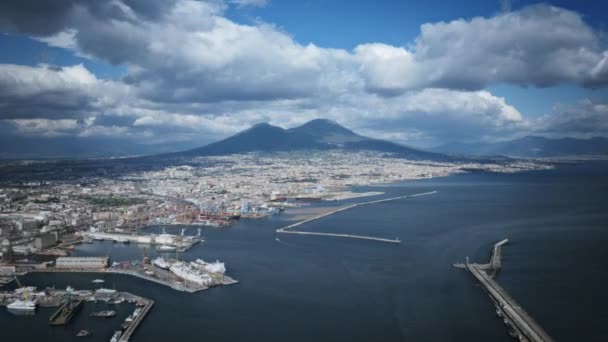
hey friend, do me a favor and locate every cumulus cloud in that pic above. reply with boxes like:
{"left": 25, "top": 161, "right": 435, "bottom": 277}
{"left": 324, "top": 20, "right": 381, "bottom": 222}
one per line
{"left": 0, "top": 64, "right": 100, "bottom": 119}
{"left": 0, "top": 0, "right": 606, "bottom": 153}
{"left": 230, "top": 0, "right": 268, "bottom": 8}
{"left": 357, "top": 5, "right": 608, "bottom": 95}
{"left": 534, "top": 99, "right": 608, "bottom": 138}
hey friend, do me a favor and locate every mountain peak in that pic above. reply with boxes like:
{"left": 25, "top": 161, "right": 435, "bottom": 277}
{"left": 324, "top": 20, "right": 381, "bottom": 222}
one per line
{"left": 290, "top": 119, "right": 359, "bottom": 140}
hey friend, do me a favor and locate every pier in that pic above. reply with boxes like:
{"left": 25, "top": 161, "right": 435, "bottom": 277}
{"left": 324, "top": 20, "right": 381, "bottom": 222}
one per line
{"left": 276, "top": 191, "right": 437, "bottom": 243}
{"left": 455, "top": 239, "right": 554, "bottom": 342}
{"left": 31, "top": 265, "right": 238, "bottom": 293}
{"left": 117, "top": 292, "right": 154, "bottom": 342}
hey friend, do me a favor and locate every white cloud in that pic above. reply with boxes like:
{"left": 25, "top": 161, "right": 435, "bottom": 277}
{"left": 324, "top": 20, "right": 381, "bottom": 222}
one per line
{"left": 230, "top": 0, "right": 268, "bottom": 8}
{"left": 534, "top": 99, "right": 608, "bottom": 138}
{"left": 355, "top": 5, "right": 608, "bottom": 94}
{"left": 0, "top": 1, "right": 607, "bottom": 151}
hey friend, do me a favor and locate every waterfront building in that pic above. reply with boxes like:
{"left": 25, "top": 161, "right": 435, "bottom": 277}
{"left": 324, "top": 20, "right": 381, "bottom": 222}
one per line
{"left": 55, "top": 257, "right": 109, "bottom": 269}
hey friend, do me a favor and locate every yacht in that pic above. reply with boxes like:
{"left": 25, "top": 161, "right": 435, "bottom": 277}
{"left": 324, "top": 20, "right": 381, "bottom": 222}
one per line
{"left": 7, "top": 299, "right": 37, "bottom": 313}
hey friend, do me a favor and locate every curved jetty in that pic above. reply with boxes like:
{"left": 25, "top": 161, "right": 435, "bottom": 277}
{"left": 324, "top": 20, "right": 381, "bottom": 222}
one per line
{"left": 276, "top": 191, "right": 437, "bottom": 243}
{"left": 455, "top": 239, "right": 554, "bottom": 342}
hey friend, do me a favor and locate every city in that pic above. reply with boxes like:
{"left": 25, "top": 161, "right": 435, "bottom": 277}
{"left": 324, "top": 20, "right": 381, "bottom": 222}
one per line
{"left": 1, "top": 0, "right": 607, "bottom": 341}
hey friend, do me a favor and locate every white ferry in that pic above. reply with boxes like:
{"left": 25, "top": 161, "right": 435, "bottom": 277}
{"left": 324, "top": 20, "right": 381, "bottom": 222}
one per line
{"left": 194, "top": 259, "right": 226, "bottom": 274}
{"left": 169, "top": 262, "right": 212, "bottom": 286}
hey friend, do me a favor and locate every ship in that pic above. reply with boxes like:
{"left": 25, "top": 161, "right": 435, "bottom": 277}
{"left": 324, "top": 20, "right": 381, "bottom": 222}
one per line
{"left": 7, "top": 299, "right": 37, "bottom": 314}
{"left": 152, "top": 257, "right": 171, "bottom": 270}
{"left": 169, "top": 262, "right": 212, "bottom": 286}
{"left": 95, "top": 288, "right": 117, "bottom": 295}
{"left": 194, "top": 259, "right": 226, "bottom": 274}
{"left": 158, "top": 245, "right": 176, "bottom": 251}
{"left": 90, "top": 310, "right": 116, "bottom": 318}
{"left": 76, "top": 329, "right": 91, "bottom": 337}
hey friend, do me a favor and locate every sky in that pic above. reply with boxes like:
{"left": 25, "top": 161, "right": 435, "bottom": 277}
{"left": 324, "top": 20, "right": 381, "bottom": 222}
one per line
{"left": 0, "top": 0, "right": 607, "bottom": 157}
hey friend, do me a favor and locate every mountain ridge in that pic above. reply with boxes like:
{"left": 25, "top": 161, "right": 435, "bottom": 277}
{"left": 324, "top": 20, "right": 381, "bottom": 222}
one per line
{"left": 433, "top": 136, "right": 608, "bottom": 158}
{"left": 180, "top": 119, "right": 453, "bottom": 161}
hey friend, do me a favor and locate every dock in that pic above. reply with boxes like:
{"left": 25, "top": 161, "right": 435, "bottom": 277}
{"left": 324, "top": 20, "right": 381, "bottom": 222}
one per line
{"left": 456, "top": 239, "right": 554, "bottom": 342}
{"left": 276, "top": 191, "right": 437, "bottom": 243}
{"left": 49, "top": 298, "right": 83, "bottom": 325}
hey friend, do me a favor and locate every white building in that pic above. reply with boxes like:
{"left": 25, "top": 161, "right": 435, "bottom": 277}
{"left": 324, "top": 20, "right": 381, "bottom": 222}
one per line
{"left": 55, "top": 257, "right": 109, "bottom": 269}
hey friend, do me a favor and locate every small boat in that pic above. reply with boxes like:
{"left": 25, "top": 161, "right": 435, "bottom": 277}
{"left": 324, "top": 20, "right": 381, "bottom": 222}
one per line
{"left": 90, "top": 310, "right": 116, "bottom": 318}
{"left": 152, "top": 257, "right": 171, "bottom": 270}
{"left": 7, "top": 299, "right": 37, "bottom": 315}
{"left": 108, "top": 297, "right": 125, "bottom": 305}
{"left": 158, "top": 245, "right": 176, "bottom": 251}
{"left": 95, "top": 288, "right": 117, "bottom": 294}
{"left": 91, "top": 279, "right": 105, "bottom": 284}
{"left": 76, "top": 330, "right": 91, "bottom": 337}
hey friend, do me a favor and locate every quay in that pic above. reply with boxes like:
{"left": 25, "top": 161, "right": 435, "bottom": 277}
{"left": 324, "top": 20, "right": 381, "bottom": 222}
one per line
{"left": 276, "top": 191, "right": 437, "bottom": 243}
{"left": 455, "top": 239, "right": 554, "bottom": 342}
{"left": 30, "top": 264, "right": 238, "bottom": 293}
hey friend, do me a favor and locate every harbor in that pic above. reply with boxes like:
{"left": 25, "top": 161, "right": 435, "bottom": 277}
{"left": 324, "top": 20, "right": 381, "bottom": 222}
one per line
{"left": 0, "top": 285, "right": 154, "bottom": 342}
{"left": 276, "top": 191, "right": 438, "bottom": 243}
{"left": 455, "top": 239, "right": 554, "bottom": 342}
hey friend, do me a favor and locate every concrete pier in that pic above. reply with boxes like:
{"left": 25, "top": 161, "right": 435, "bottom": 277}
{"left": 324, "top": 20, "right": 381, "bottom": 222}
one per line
{"left": 117, "top": 293, "right": 154, "bottom": 342}
{"left": 276, "top": 191, "right": 437, "bottom": 243}
{"left": 456, "top": 239, "right": 554, "bottom": 342}
{"left": 31, "top": 266, "right": 238, "bottom": 293}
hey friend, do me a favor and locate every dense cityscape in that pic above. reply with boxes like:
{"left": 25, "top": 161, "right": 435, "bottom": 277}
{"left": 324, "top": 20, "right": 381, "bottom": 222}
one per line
{"left": 0, "top": 151, "right": 551, "bottom": 259}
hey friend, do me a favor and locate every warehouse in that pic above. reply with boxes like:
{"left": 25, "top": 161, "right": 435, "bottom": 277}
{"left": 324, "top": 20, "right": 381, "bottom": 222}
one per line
{"left": 55, "top": 257, "right": 108, "bottom": 269}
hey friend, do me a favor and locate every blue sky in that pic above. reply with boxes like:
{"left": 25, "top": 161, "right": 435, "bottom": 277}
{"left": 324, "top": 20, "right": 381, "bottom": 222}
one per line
{"left": 0, "top": 0, "right": 607, "bottom": 156}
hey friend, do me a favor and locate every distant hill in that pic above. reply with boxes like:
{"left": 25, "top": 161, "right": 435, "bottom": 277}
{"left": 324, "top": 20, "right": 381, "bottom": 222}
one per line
{"left": 181, "top": 119, "right": 453, "bottom": 161}
{"left": 434, "top": 136, "right": 608, "bottom": 158}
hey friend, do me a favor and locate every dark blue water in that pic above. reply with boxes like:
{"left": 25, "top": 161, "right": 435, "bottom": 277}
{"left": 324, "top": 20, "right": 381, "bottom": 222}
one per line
{"left": 2, "top": 161, "right": 607, "bottom": 341}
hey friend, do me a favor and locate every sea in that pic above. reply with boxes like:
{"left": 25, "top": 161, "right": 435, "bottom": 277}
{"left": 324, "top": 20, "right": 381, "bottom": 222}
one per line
{"left": 1, "top": 161, "right": 607, "bottom": 341}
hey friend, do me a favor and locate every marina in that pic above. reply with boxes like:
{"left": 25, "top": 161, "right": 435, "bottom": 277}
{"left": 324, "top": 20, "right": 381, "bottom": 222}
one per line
{"left": 456, "top": 239, "right": 554, "bottom": 342}
{"left": 0, "top": 287, "right": 153, "bottom": 341}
